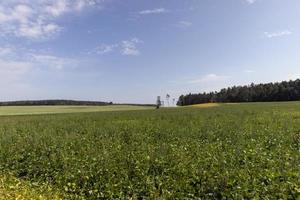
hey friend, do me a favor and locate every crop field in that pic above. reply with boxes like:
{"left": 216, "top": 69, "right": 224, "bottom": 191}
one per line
{"left": 0, "top": 102, "right": 299, "bottom": 199}
{"left": 0, "top": 105, "right": 153, "bottom": 116}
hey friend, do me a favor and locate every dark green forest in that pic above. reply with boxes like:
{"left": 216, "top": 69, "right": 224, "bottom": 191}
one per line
{"left": 0, "top": 100, "right": 112, "bottom": 106}
{"left": 0, "top": 100, "right": 155, "bottom": 107}
{"left": 177, "top": 79, "right": 300, "bottom": 106}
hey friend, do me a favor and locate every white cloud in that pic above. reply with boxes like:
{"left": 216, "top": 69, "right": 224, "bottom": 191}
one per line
{"left": 30, "top": 54, "right": 75, "bottom": 70}
{"left": 177, "top": 21, "right": 192, "bottom": 28}
{"left": 91, "top": 38, "right": 143, "bottom": 56}
{"left": 264, "top": 30, "right": 292, "bottom": 38}
{"left": 0, "top": 44, "right": 81, "bottom": 100}
{"left": 0, "top": 59, "right": 32, "bottom": 76}
{"left": 0, "top": 44, "right": 76, "bottom": 72}
{"left": 188, "top": 74, "right": 229, "bottom": 84}
{"left": 75, "top": 0, "right": 98, "bottom": 11}
{"left": 138, "top": 8, "right": 169, "bottom": 15}
{"left": 0, "top": 0, "right": 101, "bottom": 40}
{"left": 121, "top": 38, "right": 142, "bottom": 56}
{"left": 0, "top": 55, "right": 33, "bottom": 85}
{"left": 245, "top": 0, "right": 257, "bottom": 4}
{"left": 0, "top": 47, "right": 14, "bottom": 56}
{"left": 94, "top": 44, "right": 119, "bottom": 55}
{"left": 0, "top": 44, "right": 84, "bottom": 99}
{"left": 0, "top": 53, "right": 35, "bottom": 98}
{"left": 17, "top": 21, "right": 62, "bottom": 39}
{"left": 45, "top": 1, "right": 69, "bottom": 17}
{"left": 244, "top": 69, "right": 255, "bottom": 73}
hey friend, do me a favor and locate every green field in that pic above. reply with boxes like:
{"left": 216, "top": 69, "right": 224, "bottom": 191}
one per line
{"left": 0, "top": 102, "right": 299, "bottom": 199}
{"left": 0, "top": 105, "right": 153, "bottom": 116}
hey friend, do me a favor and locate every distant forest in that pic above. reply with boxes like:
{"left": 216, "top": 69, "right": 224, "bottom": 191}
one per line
{"left": 0, "top": 100, "right": 113, "bottom": 106}
{"left": 177, "top": 79, "right": 300, "bottom": 106}
{"left": 0, "top": 100, "right": 156, "bottom": 107}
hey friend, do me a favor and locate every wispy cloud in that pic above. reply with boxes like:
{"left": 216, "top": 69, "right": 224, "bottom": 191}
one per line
{"left": 176, "top": 21, "right": 192, "bottom": 28}
{"left": 0, "top": 0, "right": 101, "bottom": 40}
{"left": 0, "top": 46, "right": 33, "bottom": 86}
{"left": 0, "top": 59, "right": 33, "bottom": 87}
{"left": 0, "top": 44, "right": 78, "bottom": 97}
{"left": 245, "top": 0, "right": 257, "bottom": 4}
{"left": 0, "top": 45, "right": 76, "bottom": 72}
{"left": 30, "top": 54, "right": 76, "bottom": 70}
{"left": 188, "top": 74, "right": 229, "bottom": 84}
{"left": 0, "top": 59, "right": 33, "bottom": 76}
{"left": 91, "top": 38, "right": 143, "bottom": 56}
{"left": 121, "top": 38, "right": 142, "bottom": 56}
{"left": 244, "top": 69, "right": 255, "bottom": 73}
{"left": 138, "top": 8, "right": 169, "bottom": 15}
{"left": 0, "top": 47, "right": 14, "bottom": 56}
{"left": 93, "top": 44, "right": 119, "bottom": 55}
{"left": 264, "top": 30, "right": 292, "bottom": 38}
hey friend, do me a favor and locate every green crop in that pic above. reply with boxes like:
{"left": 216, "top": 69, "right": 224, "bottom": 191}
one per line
{"left": 0, "top": 105, "right": 153, "bottom": 116}
{"left": 0, "top": 102, "right": 299, "bottom": 199}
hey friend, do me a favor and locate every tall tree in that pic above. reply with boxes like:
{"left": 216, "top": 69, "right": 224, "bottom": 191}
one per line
{"left": 166, "top": 94, "right": 170, "bottom": 107}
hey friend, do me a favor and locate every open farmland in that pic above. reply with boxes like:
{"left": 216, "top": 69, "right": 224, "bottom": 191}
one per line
{"left": 0, "top": 102, "right": 299, "bottom": 199}
{"left": 0, "top": 105, "right": 153, "bottom": 116}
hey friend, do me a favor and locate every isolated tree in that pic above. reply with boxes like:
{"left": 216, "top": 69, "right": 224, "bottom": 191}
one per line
{"left": 156, "top": 96, "right": 162, "bottom": 109}
{"left": 172, "top": 98, "right": 176, "bottom": 106}
{"left": 166, "top": 94, "right": 170, "bottom": 107}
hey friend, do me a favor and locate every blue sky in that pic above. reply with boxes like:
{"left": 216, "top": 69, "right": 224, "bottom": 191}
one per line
{"left": 0, "top": 0, "right": 299, "bottom": 103}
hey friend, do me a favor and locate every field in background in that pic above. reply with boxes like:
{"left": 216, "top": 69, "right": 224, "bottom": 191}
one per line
{"left": 0, "top": 105, "right": 154, "bottom": 116}
{"left": 0, "top": 102, "right": 299, "bottom": 199}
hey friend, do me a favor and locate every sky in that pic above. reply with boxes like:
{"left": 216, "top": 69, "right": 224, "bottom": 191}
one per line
{"left": 0, "top": 0, "right": 300, "bottom": 104}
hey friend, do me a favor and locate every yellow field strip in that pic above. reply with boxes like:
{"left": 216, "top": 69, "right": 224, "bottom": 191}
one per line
{"left": 0, "top": 174, "right": 62, "bottom": 200}
{"left": 0, "top": 105, "right": 153, "bottom": 116}
{"left": 190, "top": 103, "right": 220, "bottom": 108}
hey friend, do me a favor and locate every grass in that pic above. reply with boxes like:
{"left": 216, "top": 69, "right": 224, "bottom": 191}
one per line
{"left": 0, "top": 105, "right": 153, "bottom": 116}
{"left": 0, "top": 102, "right": 299, "bottom": 199}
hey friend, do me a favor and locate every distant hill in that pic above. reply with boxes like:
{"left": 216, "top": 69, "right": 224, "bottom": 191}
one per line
{"left": 0, "top": 100, "right": 113, "bottom": 106}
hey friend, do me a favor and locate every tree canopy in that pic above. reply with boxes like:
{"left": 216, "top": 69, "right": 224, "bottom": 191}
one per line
{"left": 177, "top": 79, "right": 300, "bottom": 106}
{"left": 0, "top": 100, "right": 112, "bottom": 106}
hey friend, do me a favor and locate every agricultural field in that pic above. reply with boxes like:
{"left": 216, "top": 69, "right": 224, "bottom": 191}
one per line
{"left": 0, "top": 102, "right": 299, "bottom": 199}
{"left": 0, "top": 105, "right": 153, "bottom": 116}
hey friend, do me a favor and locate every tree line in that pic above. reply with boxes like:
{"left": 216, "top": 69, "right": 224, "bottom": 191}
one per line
{"left": 177, "top": 79, "right": 300, "bottom": 106}
{"left": 0, "top": 100, "right": 113, "bottom": 106}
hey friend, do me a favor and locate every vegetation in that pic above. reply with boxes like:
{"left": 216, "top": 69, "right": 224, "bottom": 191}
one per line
{"left": 0, "top": 102, "right": 299, "bottom": 199}
{"left": 178, "top": 79, "right": 300, "bottom": 106}
{"left": 0, "top": 173, "right": 62, "bottom": 200}
{"left": 0, "top": 100, "right": 113, "bottom": 106}
{"left": 0, "top": 105, "right": 153, "bottom": 116}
